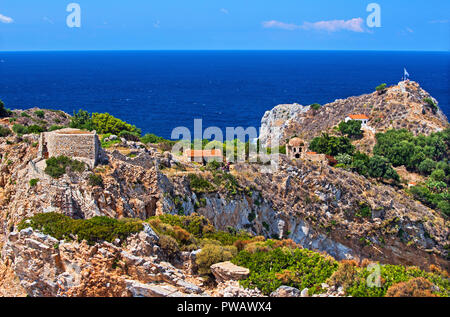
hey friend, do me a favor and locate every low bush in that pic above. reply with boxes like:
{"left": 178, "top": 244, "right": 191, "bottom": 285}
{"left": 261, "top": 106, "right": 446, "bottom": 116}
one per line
{"left": 140, "top": 133, "right": 174, "bottom": 145}
{"left": 423, "top": 98, "right": 438, "bottom": 112}
{"left": 232, "top": 247, "right": 338, "bottom": 295}
{"left": 12, "top": 124, "right": 28, "bottom": 135}
{"left": 188, "top": 174, "right": 215, "bottom": 193}
{"left": 45, "top": 156, "right": 85, "bottom": 178}
{"left": 18, "top": 213, "right": 143, "bottom": 245}
{"left": 159, "top": 234, "right": 180, "bottom": 258}
{"left": 0, "top": 125, "right": 11, "bottom": 137}
{"left": 196, "top": 243, "right": 237, "bottom": 275}
{"left": 49, "top": 125, "right": 65, "bottom": 132}
{"left": 29, "top": 178, "right": 39, "bottom": 187}
{"left": 119, "top": 130, "right": 141, "bottom": 142}
{"left": 385, "top": 277, "right": 437, "bottom": 297}
{"left": 12, "top": 124, "right": 46, "bottom": 135}
{"left": 34, "top": 110, "right": 45, "bottom": 119}
{"left": 345, "top": 264, "right": 449, "bottom": 297}
{"left": 88, "top": 173, "right": 104, "bottom": 187}
{"left": 310, "top": 103, "right": 321, "bottom": 111}
{"left": 327, "top": 260, "right": 359, "bottom": 290}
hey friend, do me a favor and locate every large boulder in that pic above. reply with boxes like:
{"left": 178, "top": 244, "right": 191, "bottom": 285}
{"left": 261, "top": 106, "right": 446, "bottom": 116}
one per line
{"left": 210, "top": 261, "right": 250, "bottom": 282}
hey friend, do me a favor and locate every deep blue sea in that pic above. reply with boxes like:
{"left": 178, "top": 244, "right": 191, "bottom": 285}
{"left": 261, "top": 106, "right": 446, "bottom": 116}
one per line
{"left": 0, "top": 51, "right": 448, "bottom": 139}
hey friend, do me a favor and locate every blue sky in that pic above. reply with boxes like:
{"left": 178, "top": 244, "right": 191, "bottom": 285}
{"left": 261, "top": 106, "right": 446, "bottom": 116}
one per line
{"left": 0, "top": 0, "right": 449, "bottom": 51}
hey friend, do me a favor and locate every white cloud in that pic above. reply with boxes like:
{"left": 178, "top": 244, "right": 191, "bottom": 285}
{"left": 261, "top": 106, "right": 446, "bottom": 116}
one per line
{"left": 0, "top": 13, "right": 13, "bottom": 24}
{"left": 262, "top": 18, "right": 365, "bottom": 33}
{"left": 220, "top": 8, "right": 229, "bottom": 15}
{"left": 262, "top": 20, "right": 299, "bottom": 31}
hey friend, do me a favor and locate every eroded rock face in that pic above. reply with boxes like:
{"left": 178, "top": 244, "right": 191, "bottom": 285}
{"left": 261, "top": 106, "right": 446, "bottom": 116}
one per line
{"left": 1, "top": 226, "right": 210, "bottom": 297}
{"left": 259, "top": 103, "right": 310, "bottom": 148}
{"left": 210, "top": 262, "right": 250, "bottom": 283}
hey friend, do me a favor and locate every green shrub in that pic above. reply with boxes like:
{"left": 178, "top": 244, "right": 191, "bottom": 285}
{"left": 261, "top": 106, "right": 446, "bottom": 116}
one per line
{"left": 376, "top": 83, "right": 387, "bottom": 93}
{"left": 18, "top": 213, "right": 143, "bottom": 245}
{"left": 0, "top": 125, "right": 11, "bottom": 137}
{"left": 0, "top": 99, "right": 12, "bottom": 118}
{"left": 20, "top": 112, "right": 30, "bottom": 118}
{"left": 309, "top": 133, "right": 354, "bottom": 156}
{"left": 355, "top": 203, "right": 372, "bottom": 218}
{"left": 141, "top": 133, "right": 168, "bottom": 144}
{"left": 70, "top": 109, "right": 94, "bottom": 130}
{"left": 419, "top": 159, "right": 437, "bottom": 175}
{"left": 12, "top": 124, "right": 28, "bottom": 135}
{"left": 345, "top": 264, "right": 449, "bottom": 297}
{"left": 373, "top": 128, "right": 448, "bottom": 176}
{"left": 367, "top": 155, "right": 399, "bottom": 181}
{"left": 119, "top": 130, "right": 141, "bottom": 142}
{"left": 196, "top": 244, "right": 237, "bottom": 275}
{"left": 45, "top": 156, "right": 85, "bottom": 178}
{"left": 34, "top": 110, "right": 45, "bottom": 119}
{"left": 29, "top": 178, "right": 39, "bottom": 187}
{"left": 91, "top": 112, "right": 141, "bottom": 136}
{"left": 310, "top": 103, "right": 321, "bottom": 111}
{"left": 188, "top": 174, "right": 215, "bottom": 193}
{"left": 232, "top": 247, "right": 338, "bottom": 295}
{"left": 336, "top": 153, "right": 353, "bottom": 166}
{"left": 338, "top": 120, "right": 363, "bottom": 138}
{"left": 423, "top": 98, "right": 438, "bottom": 111}
{"left": 410, "top": 185, "right": 449, "bottom": 216}
{"left": 159, "top": 234, "right": 180, "bottom": 258}
{"left": 88, "top": 173, "right": 104, "bottom": 187}
{"left": 49, "top": 125, "right": 65, "bottom": 132}
{"left": 27, "top": 125, "right": 46, "bottom": 134}
{"left": 206, "top": 160, "right": 221, "bottom": 171}
{"left": 12, "top": 124, "right": 46, "bottom": 135}
{"left": 430, "top": 169, "right": 446, "bottom": 182}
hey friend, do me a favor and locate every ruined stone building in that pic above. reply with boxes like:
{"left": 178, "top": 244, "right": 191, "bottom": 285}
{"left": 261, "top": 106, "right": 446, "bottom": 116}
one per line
{"left": 286, "top": 137, "right": 327, "bottom": 166}
{"left": 38, "top": 128, "right": 101, "bottom": 168}
{"left": 286, "top": 137, "right": 306, "bottom": 159}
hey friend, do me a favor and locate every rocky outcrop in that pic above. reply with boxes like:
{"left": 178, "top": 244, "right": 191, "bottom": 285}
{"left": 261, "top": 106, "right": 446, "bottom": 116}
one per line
{"left": 210, "top": 261, "right": 250, "bottom": 283}
{"left": 1, "top": 224, "right": 210, "bottom": 297}
{"left": 259, "top": 103, "right": 310, "bottom": 148}
{"left": 259, "top": 81, "right": 449, "bottom": 149}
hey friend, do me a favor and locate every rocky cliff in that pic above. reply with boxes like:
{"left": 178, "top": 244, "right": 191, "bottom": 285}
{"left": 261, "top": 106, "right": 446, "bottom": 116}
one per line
{"left": 259, "top": 81, "right": 449, "bottom": 150}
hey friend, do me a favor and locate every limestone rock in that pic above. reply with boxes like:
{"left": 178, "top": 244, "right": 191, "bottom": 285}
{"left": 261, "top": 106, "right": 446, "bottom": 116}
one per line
{"left": 210, "top": 261, "right": 250, "bottom": 282}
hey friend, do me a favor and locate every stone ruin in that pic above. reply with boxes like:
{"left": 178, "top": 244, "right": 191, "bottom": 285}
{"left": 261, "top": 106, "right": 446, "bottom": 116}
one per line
{"left": 38, "top": 128, "right": 101, "bottom": 168}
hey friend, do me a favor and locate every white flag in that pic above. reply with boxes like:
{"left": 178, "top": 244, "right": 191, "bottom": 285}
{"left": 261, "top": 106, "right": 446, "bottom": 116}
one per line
{"left": 404, "top": 68, "right": 410, "bottom": 77}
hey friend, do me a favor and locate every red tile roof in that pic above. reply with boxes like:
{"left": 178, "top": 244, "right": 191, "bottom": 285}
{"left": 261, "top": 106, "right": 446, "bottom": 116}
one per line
{"left": 348, "top": 114, "right": 369, "bottom": 120}
{"left": 306, "top": 152, "right": 318, "bottom": 155}
{"left": 185, "top": 149, "right": 223, "bottom": 158}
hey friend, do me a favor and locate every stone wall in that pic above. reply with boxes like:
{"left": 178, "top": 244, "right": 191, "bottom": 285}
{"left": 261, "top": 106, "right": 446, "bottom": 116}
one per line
{"left": 38, "top": 129, "right": 100, "bottom": 168}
